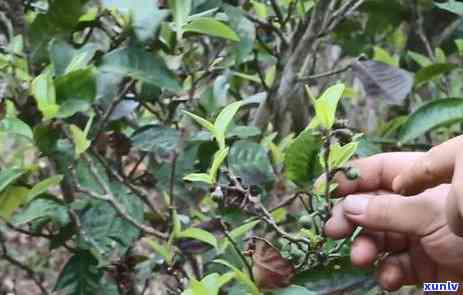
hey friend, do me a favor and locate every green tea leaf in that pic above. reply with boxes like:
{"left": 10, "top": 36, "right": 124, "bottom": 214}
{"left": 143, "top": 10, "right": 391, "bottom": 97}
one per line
{"left": 146, "top": 239, "right": 173, "bottom": 263}
{"left": 183, "top": 173, "right": 213, "bottom": 184}
{"left": 77, "top": 179, "right": 144, "bottom": 254}
{"left": 294, "top": 257, "right": 376, "bottom": 294}
{"left": 58, "top": 100, "right": 91, "bottom": 119}
{"left": 54, "top": 252, "right": 103, "bottom": 295}
{"left": 182, "top": 273, "right": 235, "bottom": 295}
{"left": 12, "top": 195, "right": 69, "bottom": 226}
{"left": 65, "top": 52, "right": 93, "bottom": 74}
{"left": 0, "top": 168, "right": 25, "bottom": 193}
{"left": 314, "top": 84, "right": 345, "bottom": 129}
{"left": 27, "top": 175, "right": 63, "bottom": 202}
{"left": 229, "top": 141, "right": 275, "bottom": 186}
{"left": 0, "top": 186, "right": 29, "bottom": 221}
{"left": 209, "top": 148, "right": 229, "bottom": 182}
{"left": 191, "top": 279, "right": 210, "bottom": 295}
{"left": 103, "top": 0, "right": 168, "bottom": 42}
{"left": 284, "top": 130, "right": 322, "bottom": 187}
{"left": 220, "top": 220, "right": 260, "bottom": 252}
{"left": 30, "top": 0, "right": 88, "bottom": 62}
{"left": 455, "top": 39, "right": 463, "bottom": 56}
{"left": 100, "top": 47, "right": 181, "bottom": 91}
{"left": 32, "top": 68, "right": 59, "bottom": 120}
{"left": 414, "top": 63, "right": 458, "bottom": 87}
{"left": 251, "top": 0, "right": 268, "bottom": 19}
{"left": 214, "top": 260, "right": 261, "bottom": 295}
{"left": 48, "top": 39, "right": 98, "bottom": 77}
{"left": 55, "top": 68, "right": 97, "bottom": 104}
{"left": 270, "top": 285, "right": 317, "bottom": 295}
{"left": 70, "top": 124, "right": 91, "bottom": 157}
{"left": 0, "top": 117, "right": 33, "bottom": 140}
{"left": 183, "top": 111, "right": 216, "bottom": 136}
{"left": 328, "top": 142, "right": 359, "bottom": 169}
{"left": 178, "top": 227, "right": 218, "bottom": 250}
{"left": 184, "top": 17, "right": 240, "bottom": 41}
{"left": 373, "top": 47, "right": 398, "bottom": 67}
{"left": 399, "top": 98, "right": 463, "bottom": 142}
{"left": 224, "top": 5, "right": 256, "bottom": 64}
{"left": 408, "top": 51, "right": 432, "bottom": 67}
{"left": 131, "top": 124, "right": 180, "bottom": 156}
{"left": 215, "top": 101, "right": 244, "bottom": 148}
{"left": 170, "top": 0, "right": 192, "bottom": 39}
{"left": 435, "top": 0, "right": 463, "bottom": 15}
{"left": 435, "top": 48, "right": 447, "bottom": 64}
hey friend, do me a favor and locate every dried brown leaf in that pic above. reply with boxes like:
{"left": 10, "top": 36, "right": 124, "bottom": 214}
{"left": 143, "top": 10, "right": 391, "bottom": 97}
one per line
{"left": 351, "top": 60, "right": 414, "bottom": 105}
{"left": 251, "top": 238, "right": 295, "bottom": 291}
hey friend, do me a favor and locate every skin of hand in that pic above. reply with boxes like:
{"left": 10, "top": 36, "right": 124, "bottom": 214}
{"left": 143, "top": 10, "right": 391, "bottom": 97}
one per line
{"left": 323, "top": 152, "right": 463, "bottom": 291}
{"left": 392, "top": 135, "right": 463, "bottom": 237}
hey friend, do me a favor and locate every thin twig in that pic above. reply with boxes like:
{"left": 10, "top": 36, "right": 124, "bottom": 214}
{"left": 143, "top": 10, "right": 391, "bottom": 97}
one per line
{"left": 80, "top": 154, "right": 168, "bottom": 239}
{"left": 415, "top": 2, "right": 434, "bottom": 60}
{"left": 298, "top": 64, "right": 351, "bottom": 82}
{"left": 0, "top": 240, "right": 50, "bottom": 295}
{"left": 244, "top": 12, "right": 289, "bottom": 48}
{"left": 90, "top": 150, "right": 164, "bottom": 219}
{"left": 296, "top": 192, "right": 314, "bottom": 216}
{"left": 259, "top": 206, "right": 312, "bottom": 248}
{"left": 324, "top": 0, "right": 366, "bottom": 34}
{"left": 253, "top": 50, "right": 269, "bottom": 91}
{"left": 6, "top": 223, "right": 53, "bottom": 239}
{"left": 169, "top": 150, "right": 178, "bottom": 236}
{"left": 283, "top": 0, "right": 296, "bottom": 27}
{"left": 127, "top": 153, "right": 148, "bottom": 179}
{"left": 270, "top": 0, "right": 285, "bottom": 30}
{"left": 95, "top": 79, "right": 135, "bottom": 136}
{"left": 220, "top": 221, "right": 254, "bottom": 281}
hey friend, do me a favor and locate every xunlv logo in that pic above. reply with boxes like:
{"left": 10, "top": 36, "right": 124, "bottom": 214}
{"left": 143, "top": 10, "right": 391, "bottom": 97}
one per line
{"left": 423, "top": 281, "right": 459, "bottom": 292}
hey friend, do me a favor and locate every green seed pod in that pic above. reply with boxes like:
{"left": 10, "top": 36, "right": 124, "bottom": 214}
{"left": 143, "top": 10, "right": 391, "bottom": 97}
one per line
{"left": 298, "top": 215, "right": 313, "bottom": 229}
{"left": 345, "top": 167, "right": 360, "bottom": 181}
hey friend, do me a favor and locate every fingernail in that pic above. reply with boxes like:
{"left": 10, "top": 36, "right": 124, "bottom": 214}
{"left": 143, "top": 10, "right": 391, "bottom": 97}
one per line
{"left": 343, "top": 195, "right": 368, "bottom": 215}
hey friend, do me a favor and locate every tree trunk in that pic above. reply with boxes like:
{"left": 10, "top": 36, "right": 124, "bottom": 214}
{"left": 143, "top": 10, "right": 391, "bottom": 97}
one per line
{"left": 0, "top": 0, "right": 25, "bottom": 36}
{"left": 252, "top": 0, "right": 360, "bottom": 137}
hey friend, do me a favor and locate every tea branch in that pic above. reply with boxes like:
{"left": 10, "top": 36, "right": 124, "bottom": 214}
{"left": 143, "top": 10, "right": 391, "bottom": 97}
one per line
{"left": 95, "top": 79, "right": 136, "bottom": 137}
{"left": 219, "top": 220, "right": 254, "bottom": 281}
{"left": 322, "top": 130, "right": 334, "bottom": 215}
{"left": 75, "top": 154, "right": 168, "bottom": 239}
{"left": 90, "top": 150, "right": 164, "bottom": 219}
{"left": 297, "top": 63, "right": 352, "bottom": 82}
{"left": 0, "top": 238, "right": 50, "bottom": 295}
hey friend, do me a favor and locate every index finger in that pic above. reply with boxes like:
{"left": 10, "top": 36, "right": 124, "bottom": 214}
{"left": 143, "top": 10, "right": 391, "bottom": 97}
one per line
{"left": 334, "top": 152, "right": 423, "bottom": 197}
{"left": 392, "top": 136, "right": 463, "bottom": 196}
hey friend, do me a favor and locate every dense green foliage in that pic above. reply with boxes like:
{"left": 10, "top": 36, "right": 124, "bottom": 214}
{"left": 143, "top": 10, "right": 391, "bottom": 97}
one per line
{"left": 0, "top": 0, "right": 462, "bottom": 294}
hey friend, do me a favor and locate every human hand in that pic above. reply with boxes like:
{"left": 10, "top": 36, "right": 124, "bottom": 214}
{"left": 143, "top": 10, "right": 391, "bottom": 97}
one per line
{"left": 324, "top": 152, "right": 463, "bottom": 291}
{"left": 392, "top": 136, "right": 463, "bottom": 237}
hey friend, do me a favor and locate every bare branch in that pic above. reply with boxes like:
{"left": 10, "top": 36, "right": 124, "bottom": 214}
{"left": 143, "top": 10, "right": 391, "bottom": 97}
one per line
{"left": 325, "top": 0, "right": 366, "bottom": 33}
{"left": 298, "top": 64, "right": 352, "bottom": 82}
{"left": 220, "top": 220, "right": 254, "bottom": 281}
{"left": 79, "top": 154, "right": 168, "bottom": 240}
{"left": 270, "top": 0, "right": 285, "bottom": 29}
{"left": 253, "top": 0, "right": 366, "bottom": 135}
{"left": 95, "top": 79, "right": 136, "bottom": 137}
{"left": 90, "top": 150, "right": 164, "bottom": 218}
{"left": 244, "top": 12, "right": 289, "bottom": 48}
{"left": 0, "top": 238, "right": 50, "bottom": 295}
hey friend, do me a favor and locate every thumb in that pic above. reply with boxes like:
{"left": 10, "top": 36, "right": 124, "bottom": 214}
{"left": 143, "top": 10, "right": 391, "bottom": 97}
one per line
{"left": 447, "top": 151, "right": 463, "bottom": 237}
{"left": 342, "top": 194, "right": 435, "bottom": 235}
